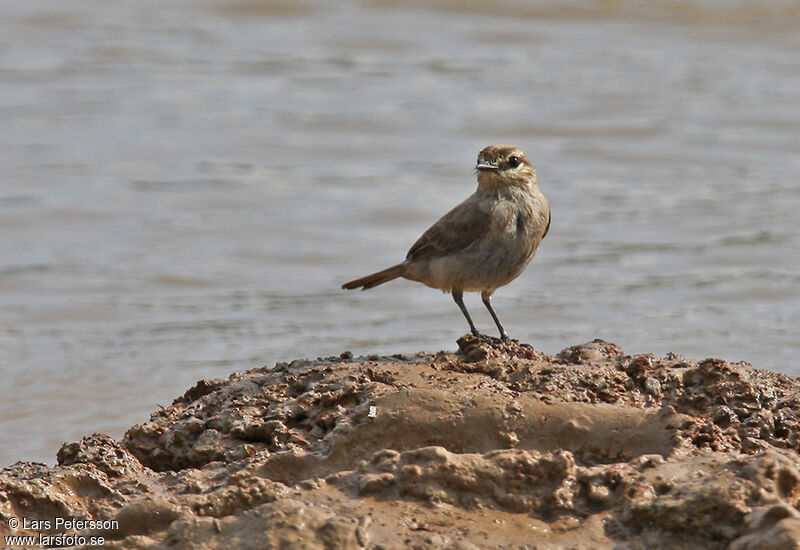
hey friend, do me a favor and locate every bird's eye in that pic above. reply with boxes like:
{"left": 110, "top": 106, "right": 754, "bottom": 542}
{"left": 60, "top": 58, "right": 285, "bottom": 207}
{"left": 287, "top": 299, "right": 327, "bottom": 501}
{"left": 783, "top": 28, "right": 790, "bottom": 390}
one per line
{"left": 507, "top": 156, "right": 520, "bottom": 168}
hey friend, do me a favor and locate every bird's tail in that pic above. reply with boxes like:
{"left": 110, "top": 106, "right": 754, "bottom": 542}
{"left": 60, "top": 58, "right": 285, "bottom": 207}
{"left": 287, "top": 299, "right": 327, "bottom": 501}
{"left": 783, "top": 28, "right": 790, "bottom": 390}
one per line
{"left": 342, "top": 263, "right": 406, "bottom": 290}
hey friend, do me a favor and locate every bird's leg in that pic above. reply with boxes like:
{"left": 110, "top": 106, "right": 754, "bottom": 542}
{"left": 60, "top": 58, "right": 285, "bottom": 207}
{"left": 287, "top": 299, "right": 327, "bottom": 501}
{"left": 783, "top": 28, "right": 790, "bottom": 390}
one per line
{"left": 481, "top": 291, "right": 509, "bottom": 340}
{"left": 452, "top": 290, "right": 480, "bottom": 337}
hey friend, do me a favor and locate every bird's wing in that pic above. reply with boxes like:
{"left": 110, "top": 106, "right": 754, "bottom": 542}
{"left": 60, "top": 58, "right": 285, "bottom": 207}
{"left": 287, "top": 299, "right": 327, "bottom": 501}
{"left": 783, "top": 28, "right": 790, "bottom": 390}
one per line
{"left": 542, "top": 209, "right": 551, "bottom": 239}
{"left": 406, "top": 197, "right": 491, "bottom": 261}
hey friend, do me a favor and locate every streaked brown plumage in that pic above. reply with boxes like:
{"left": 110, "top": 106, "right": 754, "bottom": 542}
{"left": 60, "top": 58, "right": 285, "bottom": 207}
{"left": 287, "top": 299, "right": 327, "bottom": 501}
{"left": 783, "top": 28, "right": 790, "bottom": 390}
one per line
{"left": 342, "top": 145, "right": 550, "bottom": 339}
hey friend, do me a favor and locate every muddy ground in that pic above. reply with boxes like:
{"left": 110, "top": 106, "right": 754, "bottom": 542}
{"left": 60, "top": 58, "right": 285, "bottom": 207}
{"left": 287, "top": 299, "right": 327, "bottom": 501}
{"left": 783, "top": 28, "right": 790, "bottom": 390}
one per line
{"left": 3, "top": 336, "right": 800, "bottom": 549}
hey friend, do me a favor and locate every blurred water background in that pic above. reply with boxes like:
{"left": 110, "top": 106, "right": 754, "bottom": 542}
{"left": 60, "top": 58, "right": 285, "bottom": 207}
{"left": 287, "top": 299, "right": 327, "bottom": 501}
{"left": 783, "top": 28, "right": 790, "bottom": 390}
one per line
{"left": 1, "top": 0, "right": 798, "bottom": 466}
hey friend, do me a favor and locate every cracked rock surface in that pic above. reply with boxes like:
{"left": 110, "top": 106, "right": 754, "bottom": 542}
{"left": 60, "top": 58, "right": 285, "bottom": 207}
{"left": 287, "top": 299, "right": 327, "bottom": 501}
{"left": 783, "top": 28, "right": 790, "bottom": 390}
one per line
{"left": 3, "top": 336, "right": 800, "bottom": 549}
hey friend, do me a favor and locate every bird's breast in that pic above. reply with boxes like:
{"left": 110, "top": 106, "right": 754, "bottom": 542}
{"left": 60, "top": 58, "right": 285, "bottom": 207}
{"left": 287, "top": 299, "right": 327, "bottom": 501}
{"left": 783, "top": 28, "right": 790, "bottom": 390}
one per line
{"left": 486, "top": 194, "right": 537, "bottom": 239}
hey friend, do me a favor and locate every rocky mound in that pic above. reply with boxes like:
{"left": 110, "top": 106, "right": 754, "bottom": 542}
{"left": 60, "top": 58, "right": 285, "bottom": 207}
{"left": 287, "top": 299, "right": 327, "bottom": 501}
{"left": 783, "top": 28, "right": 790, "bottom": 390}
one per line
{"left": 2, "top": 337, "right": 800, "bottom": 549}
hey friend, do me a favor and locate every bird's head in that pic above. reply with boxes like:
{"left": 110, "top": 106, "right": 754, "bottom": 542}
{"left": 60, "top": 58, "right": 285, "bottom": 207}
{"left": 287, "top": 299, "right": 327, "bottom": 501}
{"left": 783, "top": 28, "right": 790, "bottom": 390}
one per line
{"left": 475, "top": 145, "right": 536, "bottom": 190}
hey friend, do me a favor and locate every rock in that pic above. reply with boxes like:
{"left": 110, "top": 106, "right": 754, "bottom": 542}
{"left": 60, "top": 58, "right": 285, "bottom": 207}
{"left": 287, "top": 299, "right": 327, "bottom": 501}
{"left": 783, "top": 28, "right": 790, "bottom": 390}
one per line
{"left": 2, "top": 337, "right": 800, "bottom": 548}
{"left": 111, "top": 498, "right": 186, "bottom": 538}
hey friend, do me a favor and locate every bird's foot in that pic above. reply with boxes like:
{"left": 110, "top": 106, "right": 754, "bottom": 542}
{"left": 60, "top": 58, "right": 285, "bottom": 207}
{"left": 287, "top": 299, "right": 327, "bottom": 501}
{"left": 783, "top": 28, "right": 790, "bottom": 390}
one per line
{"left": 471, "top": 331, "right": 494, "bottom": 343}
{"left": 459, "top": 332, "right": 504, "bottom": 347}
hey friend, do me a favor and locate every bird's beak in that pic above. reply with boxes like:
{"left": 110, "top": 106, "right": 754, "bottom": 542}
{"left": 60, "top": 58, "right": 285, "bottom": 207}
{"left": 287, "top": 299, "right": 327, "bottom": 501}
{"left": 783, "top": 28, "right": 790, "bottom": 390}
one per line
{"left": 476, "top": 161, "right": 499, "bottom": 171}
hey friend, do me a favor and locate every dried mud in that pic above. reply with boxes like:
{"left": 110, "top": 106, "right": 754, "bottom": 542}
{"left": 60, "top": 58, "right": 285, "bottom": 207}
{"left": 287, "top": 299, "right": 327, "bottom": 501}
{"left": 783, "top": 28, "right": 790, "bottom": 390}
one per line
{"left": 3, "top": 336, "right": 800, "bottom": 549}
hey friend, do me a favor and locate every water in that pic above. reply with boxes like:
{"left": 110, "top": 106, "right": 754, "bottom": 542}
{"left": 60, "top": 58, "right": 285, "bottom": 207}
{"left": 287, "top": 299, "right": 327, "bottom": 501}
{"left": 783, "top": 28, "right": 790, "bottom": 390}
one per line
{"left": 1, "top": 0, "right": 798, "bottom": 466}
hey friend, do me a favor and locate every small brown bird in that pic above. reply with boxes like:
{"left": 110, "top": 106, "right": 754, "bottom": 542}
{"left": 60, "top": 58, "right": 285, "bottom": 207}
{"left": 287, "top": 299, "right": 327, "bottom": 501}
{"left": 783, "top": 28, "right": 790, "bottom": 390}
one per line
{"left": 342, "top": 145, "right": 550, "bottom": 339}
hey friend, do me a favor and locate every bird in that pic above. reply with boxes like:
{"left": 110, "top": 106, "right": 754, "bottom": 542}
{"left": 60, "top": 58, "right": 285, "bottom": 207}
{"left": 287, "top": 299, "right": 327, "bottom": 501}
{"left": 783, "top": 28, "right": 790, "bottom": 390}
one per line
{"left": 342, "top": 145, "right": 550, "bottom": 340}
